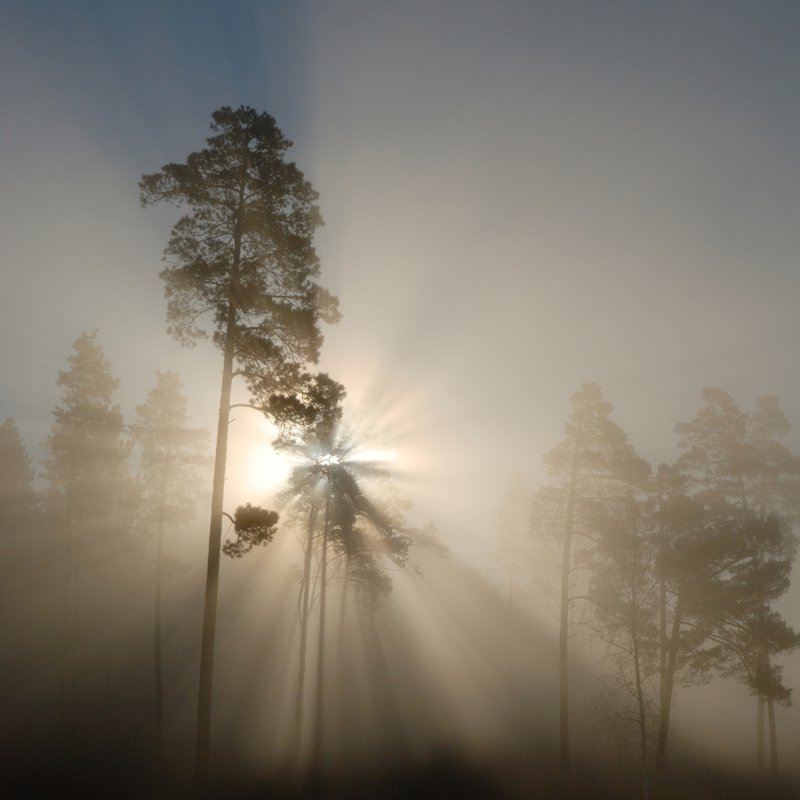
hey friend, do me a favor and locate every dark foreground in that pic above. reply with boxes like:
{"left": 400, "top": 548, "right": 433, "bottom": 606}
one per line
{"left": 3, "top": 741, "right": 798, "bottom": 800}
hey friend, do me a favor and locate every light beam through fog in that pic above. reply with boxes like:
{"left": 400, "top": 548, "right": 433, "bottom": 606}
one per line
{"left": 1, "top": 2, "right": 800, "bottom": 799}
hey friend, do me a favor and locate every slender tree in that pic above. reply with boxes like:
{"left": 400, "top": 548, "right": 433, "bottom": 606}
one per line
{"left": 131, "top": 372, "right": 209, "bottom": 755}
{"left": 0, "top": 417, "right": 41, "bottom": 687}
{"left": 140, "top": 106, "right": 339, "bottom": 785}
{"left": 747, "top": 396, "right": 800, "bottom": 771}
{"left": 0, "top": 417, "right": 40, "bottom": 601}
{"left": 585, "top": 447, "right": 655, "bottom": 795}
{"left": 539, "top": 383, "right": 638, "bottom": 795}
{"left": 494, "top": 473, "right": 533, "bottom": 674}
{"left": 43, "top": 331, "right": 133, "bottom": 741}
{"left": 647, "top": 469, "right": 797, "bottom": 785}
{"left": 651, "top": 463, "right": 710, "bottom": 777}
{"left": 279, "top": 450, "right": 402, "bottom": 765}
{"left": 675, "top": 388, "right": 800, "bottom": 776}
{"left": 0, "top": 417, "right": 38, "bottom": 536}
{"left": 268, "top": 372, "right": 347, "bottom": 762}
{"left": 308, "top": 442, "right": 407, "bottom": 767}
{"left": 269, "top": 377, "right": 409, "bottom": 767}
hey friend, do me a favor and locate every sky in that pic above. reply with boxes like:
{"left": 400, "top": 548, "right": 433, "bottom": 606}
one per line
{"left": 3, "top": 2, "right": 799, "bottom": 521}
{"left": 2, "top": 0, "right": 800, "bottom": 775}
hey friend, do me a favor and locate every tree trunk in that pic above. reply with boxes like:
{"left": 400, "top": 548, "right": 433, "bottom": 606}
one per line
{"left": 193, "top": 166, "right": 246, "bottom": 791}
{"left": 60, "top": 541, "right": 76, "bottom": 744}
{"left": 60, "top": 493, "right": 78, "bottom": 747}
{"left": 507, "top": 558, "right": 515, "bottom": 682}
{"left": 760, "top": 637, "right": 778, "bottom": 777}
{"left": 558, "top": 443, "right": 579, "bottom": 797}
{"left": 655, "top": 594, "right": 683, "bottom": 776}
{"left": 339, "top": 551, "right": 350, "bottom": 645}
{"left": 154, "top": 499, "right": 165, "bottom": 757}
{"left": 631, "top": 605, "right": 649, "bottom": 799}
{"left": 294, "top": 505, "right": 317, "bottom": 758}
{"left": 754, "top": 592, "right": 769, "bottom": 777}
{"left": 756, "top": 694, "right": 765, "bottom": 774}
{"left": 336, "top": 550, "right": 352, "bottom": 762}
{"left": 193, "top": 301, "right": 237, "bottom": 788}
{"left": 658, "top": 519, "right": 667, "bottom": 737}
{"left": 767, "top": 693, "right": 778, "bottom": 776}
{"left": 627, "top": 508, "right": 649, "bottom": 800}
{"left": 312, "top": 490, "right": 331, "bottom": 769}
{"left": 656, "top": 525, "right": 667, "bottom": 789}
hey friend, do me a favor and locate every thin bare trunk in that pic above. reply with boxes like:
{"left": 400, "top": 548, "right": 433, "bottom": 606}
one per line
{"left": 756, "top": 694, "right": 765, "bottom": 774}
{"left": 655, "top": 595, "right": 683, "bottom": 775}
{"left": 754, "top": 586, "right": 768, "bottom": 777}
{"left": 559, "top": 441, "right": 579, "bottom": 797}
{"left": 507, "top": 559, "right": 515, "bottom": 681}
{"left": 756, "top": 479, "right": 779, "bottom": 779}
{"left": 60, "top": 543, "right": 76, "bottom": 743}
{"left": 658, "top": 520, "right": 667, "bottom": 719}
{"left": 339, "top": 552, "right": 350, "bottom": 646}
{"left": 193, "top": 167, "right": 245, "bottom": 792}
{"left": 631, "top": 606, "right": 649, "bottom": 799}
{"left": 632, "top": 621, "right": 647, "bottom": 756}
{"left": 760, "top": 635, "right": 778, "bottom": 777}
{"left": 193, "top": 302, "right": 237, "bottom": 788}
{"left": 559, "top": 532, "right": 572, "bottom": 796}
{"left": 336, "top": 550, "right": 351, "bottom": 763}
{"left": 154, "top": 500, "right": 165, "bottom": 756}
{"left": 312, "top": 491, "right": 331, "bottom": 768}
{"left": 627, "top": 506, "right": 649, "bottom": 800}
{"left": 656, "top": 519, "right": 667, "bottom": 789}
{"left": 294, "top": 505, "right": 317, "bottom": 756}
{"left": 767, "top": 693, "right": 778, "bottom": 776}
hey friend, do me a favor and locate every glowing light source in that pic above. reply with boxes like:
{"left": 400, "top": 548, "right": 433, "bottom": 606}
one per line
{"left": 243, "top": 440, "right": 292, "bottom": 497}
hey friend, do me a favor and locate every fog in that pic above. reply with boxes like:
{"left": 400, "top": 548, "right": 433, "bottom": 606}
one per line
{"left": 1, "top": 2, "right": 800, "bottom": 798}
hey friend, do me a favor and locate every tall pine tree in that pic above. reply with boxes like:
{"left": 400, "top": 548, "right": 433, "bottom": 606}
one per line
{"left": 0, "top": 417, "right": 38, "bottom": 536}
{"left": 0, "top": 417, "right": 39, "bottom": 604}
{"left": 140, "top": 106, "right": 339, "bottom": 784}
{"left": 44, "top": 331, "right": 133, "bottom": 741}
{"left": 132, "top": 372, "right": 208, "bottom": 755}
{"left": 676, "top": 388, "right": 800, "bottom": 776}
{"left": 539, "top": 383, "right": 640, "bottom": 795}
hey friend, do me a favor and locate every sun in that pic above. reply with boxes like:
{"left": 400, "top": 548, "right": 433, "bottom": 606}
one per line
{"left": 226, "top": 413, "right": 295, "bottom": 506}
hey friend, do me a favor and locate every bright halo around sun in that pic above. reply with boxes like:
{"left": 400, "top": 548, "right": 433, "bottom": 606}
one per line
{"left": 245, "top": 437, "right": 293, "bottom": 495}
{"left": 228, "top": 413, "right": 295, "bottom": 502}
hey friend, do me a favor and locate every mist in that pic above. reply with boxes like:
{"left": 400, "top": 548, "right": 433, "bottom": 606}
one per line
{"left": 2, "top": 2, "right": 800, "bottom": 798}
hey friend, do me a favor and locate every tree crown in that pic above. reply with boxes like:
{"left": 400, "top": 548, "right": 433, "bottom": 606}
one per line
{"left": 139, "top": 105, "right": 339, "bottom": 398}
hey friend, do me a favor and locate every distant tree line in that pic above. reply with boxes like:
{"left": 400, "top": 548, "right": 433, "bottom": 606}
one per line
{"left": 504, "top": 383, "right": 800, "bottom": 798}
{"left": 1, "top": 106, "right": 431, "bottom": 795}
{"left": 0, "top": 333, "right": 210, "bottom": 772}
{"left": 0, "top": 340, "right": 428, "bottom": 794}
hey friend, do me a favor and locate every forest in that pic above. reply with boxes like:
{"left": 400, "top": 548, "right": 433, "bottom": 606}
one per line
{"left": 1, "top": 105, "right": 798, "bottom": 800}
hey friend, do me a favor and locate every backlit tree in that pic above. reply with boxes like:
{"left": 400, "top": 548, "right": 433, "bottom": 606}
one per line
{"left": 140, "top": 106, "right": 339, "bottom": 783}
{"left": 44, "top": 331, "right": 133, "bottom": 739}
{"left": 539, "top": 383, "right": 640, "bottom": 794}
{"left": 131, "top": 371, "right": 209, "bottom": 753}
{"left": 676, "top": 388, "right": 800, "bottom": 775}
